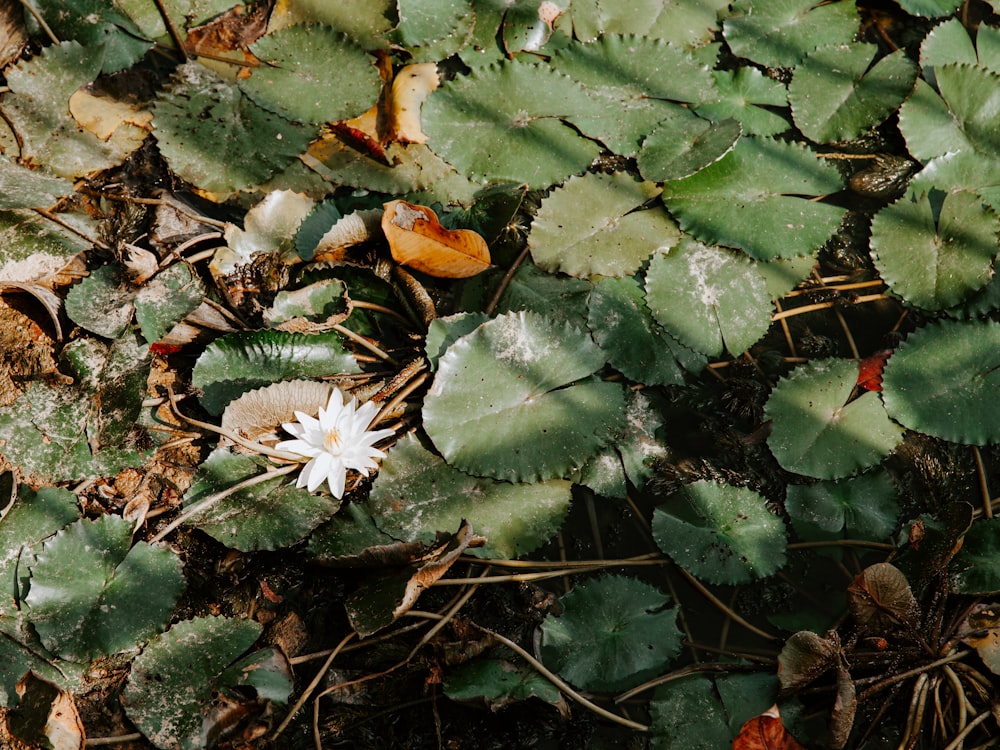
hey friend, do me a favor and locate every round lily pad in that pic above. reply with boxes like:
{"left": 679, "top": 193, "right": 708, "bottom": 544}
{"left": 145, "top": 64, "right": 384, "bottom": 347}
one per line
{"left": 540, "top": 575, "right": 681, "bottom": 692}
{"left": 785, "top": 471, "right": 900, "bottom": 543}
{"left": 125, "top": 615, "right": 291, "bottom": 750}
{"left": 644, "top": 240, "right": 772, "bottom": 358}
{"left": 368, "top": 434, "right": 571, "bottom": 558}
{"left": 421, "top": 60, "right": 601, "bottom": 188}
{"left": 25, "top": 516, "right": 184, "bottom": 662}
{"left": 241, "top": 25, "right": 380, "bottom": 123}
{"left": 528, "top": 171, "right": 671, "bottom": 278}
{"left": 951, "top": 518, "right": 1000, "bottom": 594}
{"left": 765, "top": 359, "right": 904, "bottom": 479}
{"left": 881, "top": 319, "right": 1000, "bottom": 445}
{"left": 184, "top": 448, "right": 341, "bottom": 552}
{"left": 660, "top": 137, "right": 846, "bottom": 260}
{"left": 870, "top": 190, "right": 999, "bottom": 310}
{"left": 637, "top": 115, "right": 741, "bottom": 182}
{"left": 422, "top": 311, "right": 625, "bottom": 482}
{"left": 789, "top": 44, "right": 917, "bottom": 144}
{"left": 652, "top": 480, "right": 787, "bottom": 585}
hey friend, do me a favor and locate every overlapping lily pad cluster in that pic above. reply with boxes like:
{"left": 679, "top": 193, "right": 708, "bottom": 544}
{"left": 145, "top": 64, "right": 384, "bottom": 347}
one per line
{"left": 2, "top": 0, "right": 1000, "bottom": 747}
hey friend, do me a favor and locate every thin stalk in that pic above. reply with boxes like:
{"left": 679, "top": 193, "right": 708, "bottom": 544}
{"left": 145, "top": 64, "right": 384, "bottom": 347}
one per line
{"left": 942, "top": 711, "right": 990, "bottom": 750}
{"left": 331, "top": 323, "right": 399, "bottom": 365}
{"left": 485, "top": 243, "right": 531, "bottom": 316}
{"left": 676, "top": 566, "right": 781, "bottom": 642}
{"left": 856, "top": 651, "right": 968, "bottom": 700}
{"left": 771, "top": 294, "right": 888, "bottom": 321}
{"left": 972, "top": 446, "right": 992, "bottom": 519}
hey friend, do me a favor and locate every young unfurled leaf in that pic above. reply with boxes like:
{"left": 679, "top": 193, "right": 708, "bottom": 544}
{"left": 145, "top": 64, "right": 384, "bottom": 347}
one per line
{"left": 777, "top": 630, "right": 840, "bottom": 691}
{"left": 382, "top": 200, "right": 491, "bottom": 278}
{"left": 847, "top": 563, "right": 919, "bottom": 633}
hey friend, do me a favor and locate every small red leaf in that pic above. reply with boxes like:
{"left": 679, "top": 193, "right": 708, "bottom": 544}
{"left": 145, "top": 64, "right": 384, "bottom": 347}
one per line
{"left": 856, "top": 349, "right": 892, "bottom": 392}
{"left": 733, "top": 705, "right": 806, "bottom": 750}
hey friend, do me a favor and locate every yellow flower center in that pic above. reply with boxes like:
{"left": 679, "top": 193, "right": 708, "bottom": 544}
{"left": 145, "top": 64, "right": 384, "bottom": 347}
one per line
{"left": 323, "top": 427, "right": 344, "bottom": 454}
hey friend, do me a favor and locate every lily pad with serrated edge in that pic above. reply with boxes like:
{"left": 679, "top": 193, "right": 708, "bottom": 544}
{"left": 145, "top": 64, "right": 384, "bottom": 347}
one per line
{"left": 723, "top": 0, "right": 859, "bottom": 68}
{"left": 3, "top": 42, "right": 144, "bottom": 179}
{"left": 789, "top": 44, "right": 917, "bottom": 144}
{"left": 183, "top": 448, "right": 341, "bottom": 552}
{"left": 240, "top": 25, "right": 379, "bottom": 124}
{"left": 649, "top": 675, "right": 733, "bottom": 749}
{"left": 881, "top": 319, "right": 1000, "bottom": 445}
{"left": 898, "top": 0, "right": 962, "bottom": 17}
{"left": 135, "top": 262, "right": 205, "bottom": 343}
{"left": 444, "top": 658, "right": 565, "bottom": 710}
{"left": 0, "top": 159, "right": 73, "bottom": 209}
{"left": 644, "top": 240, "right": 772, "bottom": 358}
{"left": 367, "top": 434, "right": 571, "bottom": 558}
{"left": 422, "top": 311, "right": 625, "bottom": 482}
{"left": 528, "top": 171, "right": 672, "bottom": 278}
{"left": 425, "top": 312, "right": 489, "bottom": 370}
{"left": 0, "top": 485, "right": 79, "bottom": 619}
{"left": 27, "top": 0, "right": 152, "bottom": 73}
{"left": 494, "top": 261, "right": 592, "bottom": 329}
{"left": 899, "top": 65, "right": 1000, "bottom": 162}
{"left": 540, "top": 576, "right": 682, "bottom": 692}
{"left": 587, "top": 275, "right": 690, "bottom": 386}
{"left": 660, "top": 137, "right": 846, "bottom": 260}
{"left": 421, "top": 61, "right": 601, "bottom": 188}
{"left": 765, "top": 358, "right": 904, "bottom": 479}
{"left": 551, "top": 35, "right": 715, "bottom": 154}
{"left": 786, "top": 471, "right": 900, "bottom": 543}
{"left": 154, "top": 62, "right": 312, "bottom": 194}
{"left": 191, "top": 329, "right": 359, "bottom": 416}
{"left": 394, "top": 0, "right": 474, "bottom": 57}
{"left": 871, "top": 190, "right": 999, "bottom": 310}
{"left": 568, "top": 0, "right": 726, "bottom": 48}
{"left": 695, "top": 68, "right": 790, "bottom": 137}
{"left": 24, "top": 515, "right": 184, "bottom": 663}
{"left": 652, "top": 480, "right": 787, "bottom": 585}
{"left": 64, "top": 265, "right": 135, "bottom": 339}
{"left": 637, "top": 114, "right": 741, "bottom": 182}
{"left": 124, "top": 616, "right": 291, "bottom": 750}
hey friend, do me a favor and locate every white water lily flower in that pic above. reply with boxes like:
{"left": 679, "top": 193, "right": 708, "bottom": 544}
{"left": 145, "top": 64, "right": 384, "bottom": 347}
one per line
{"left": 275, "top": 389, "right": 395, "bottom": 499}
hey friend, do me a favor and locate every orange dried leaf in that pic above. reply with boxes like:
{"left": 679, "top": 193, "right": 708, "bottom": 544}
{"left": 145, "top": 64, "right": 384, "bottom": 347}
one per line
{"left": 382, "top": 200, "right": 491, "bottom": 278}
{"left": 733, "top": 705, "right": 806, "bottom": 750}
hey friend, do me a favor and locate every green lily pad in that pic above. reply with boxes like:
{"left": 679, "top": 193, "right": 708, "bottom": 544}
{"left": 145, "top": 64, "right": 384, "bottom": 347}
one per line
{"left": 184, "top": 448, "right": 341, "bottom": 552}
{"left": 214, "top": 190, "right": 315, "bottom": 276}
{"left": 919, "top": 18, "right": 977, "bottom": 85}
{"left": 124, "top": 616, "right": 291, "bottom": 750}
{"left": 134, "top": 262, "right": 205, "bottom": 343}
{"left": 421, "top": 61, "right": 601, "bottom": 188}
{"left": 637, "top": 115, "right": 741, "bottom": 182}
{"left": 0, "top": 209, "right": 91, "bottom": 271}
{"left": 294, "top": 199, "right": 342, "bottom": 260}
{"left": 695, "top": 68, "right": 790, "bottom": 137}
{"left": 306, "top": 502, "right": 395, "bottom": 563}
{"left": 587, "top": 275, "right": 692, "bottom": 386}
{"left": 649, "top": 675, "right": 733, "bottom": 749}
{"left": 493, "top": 262, "right": 592, "bottom": 329}
{"left": 274, "top": 0, "right": 394, "bottom": 49}
{"left": 723, "top": 0, "right": 859, "bottom": 68}
{"left": 785, "top": 471, "right": 900, "bottom": 543}
{"left": 0, "top": 485, "right": 80, "bottom": 618}
{"left": 644, "top": 240, "right": 772, "bottom": 358}
{"left": 789, "top": 44, "right": 917, "bottom": 144}
{"left": 394, "top": 0, "right": 475, "bottom": 59}
{"left": 551, "top": 35, "right": 715, "bottom": 155}
{"left": 423, "top": 312, "right": 624, "bottom": 482}
{"left": 425, "top": 312, "right": 490, "bottom": 370}
{"left": 191, "top": 329, "right": 359, "bottom": 415}
{"left": 240, "top": 25, "right": 380, "bottom": 124}
{"left": 115, "top": 0, "right": 234, "bottom": 40}
{"left": 528, "top": 171, "right": 673, "bottom": 278}
{"left": 652, "top": 480, "right": 787, "bottom": 584}
{"left": 0, "top": 159, "right": 74, "bottom": 209}
{"left": 26, "top": 0, "right": 152, "bottom": 73}
{"left": 367, "top": 434, "right": 571, "bottom": 558}
{"left": 951, "top": 518, "right": 1000, "bottom": 594}
{"left": 153, "top": 62, "right": 313, "bottom": 194}
{"left": 881, "top": 319, "right": 1000, "bottom": 445}
{"left": 899, "top": 64, "right": 1000, "bottom": 163}
{"left": 618, "top": 390, "right": 674, "bottom": 490}
{"left": 660, "top": 137, "right": 846, "bottom": 260}
{"left": 500, "top": 0, "right": 569, "bottom": 55}
{"left": 65, "top": 265, "right": 135, "bottom": 339}
{"left": 568, "top": 0, "right": 726, "bottom": 48}
{"left": 766, "top": 359, "right": 904, "bottom": 479}
{"left": 0, "top": 378, "right": 148, "bottom": 483}
{"left": 444, "top": 658, "right": 564, "bottom": 710}
{"left": 24, "top": 515, "right": 183, "bottom": 663}
{"left": 871, "top": 190, "right": 999, "bottom": 310}
{"left": 3, "top": 42, "right": 143, "bottom": 179}
{"left": 540, "top": 575, "right": 682, "bottom": 692}
{"left": 897, "top": 0, "right": 962, "bottom": 18}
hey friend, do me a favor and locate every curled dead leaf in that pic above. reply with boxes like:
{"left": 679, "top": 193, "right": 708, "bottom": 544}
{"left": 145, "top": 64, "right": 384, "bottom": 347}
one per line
{"left": 7, "top": 671, "right": 84, "bottom": 750}
{"left": 847, "top": 562, "right": 918, "bottom": 634}
{"left": 382, "top": 62, "right": 439, "bottom": 145}
{"left": 69, "top": 90, "right": 152, "bottom": 142}
{"left": 733, "top": 704, "right": 805, "bottom": 750}
{"left": 382, "top": 200, "right": 490, "bottom": 278}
